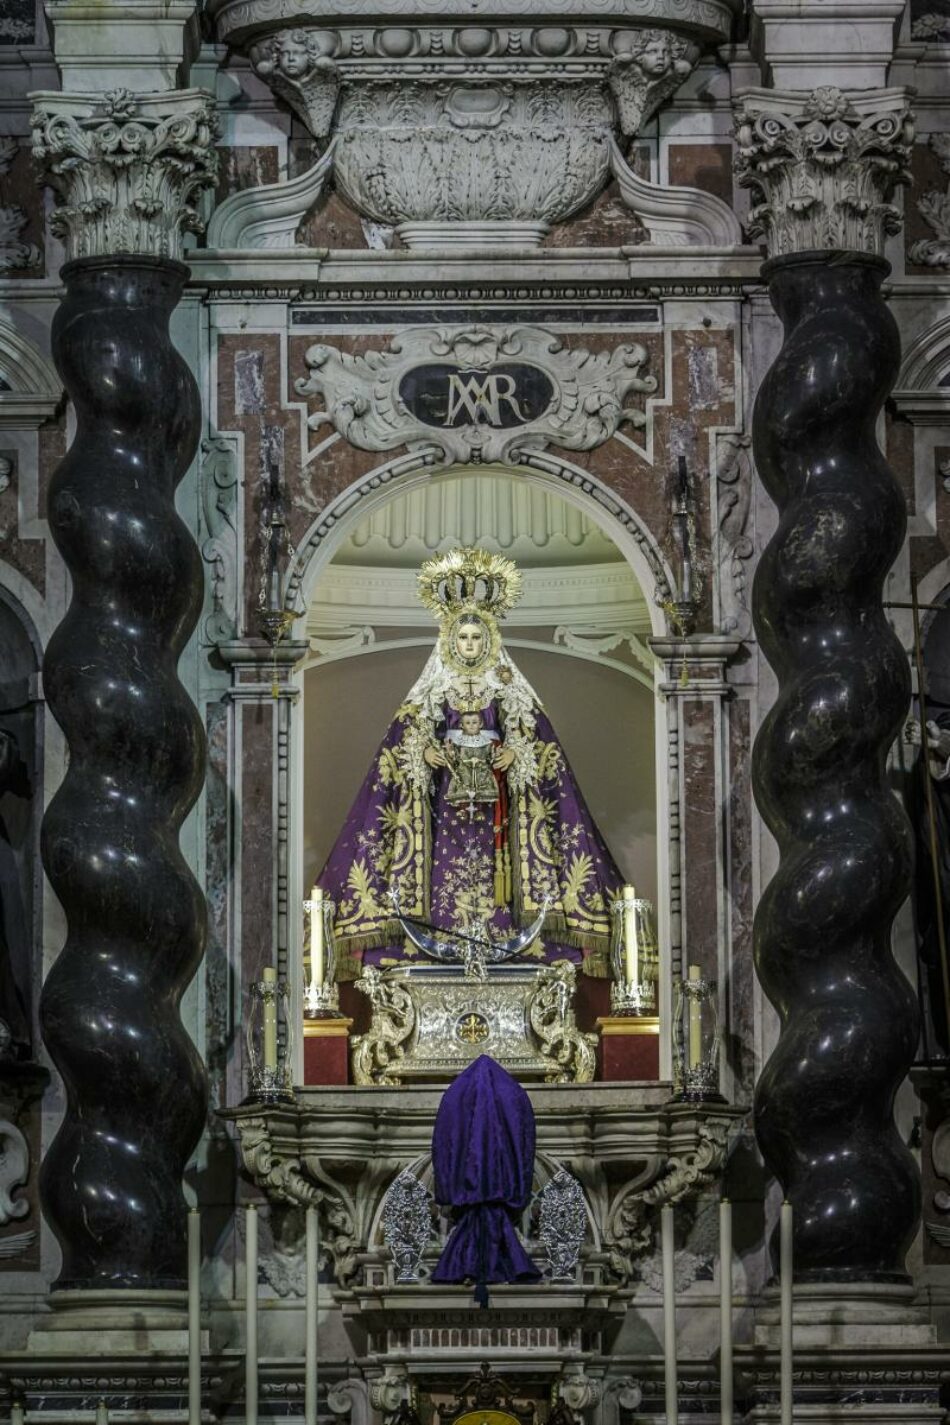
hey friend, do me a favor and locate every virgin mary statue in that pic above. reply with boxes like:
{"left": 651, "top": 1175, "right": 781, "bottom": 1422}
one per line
{"left": 318, "top": 546, "right": 624, "bottom": 977}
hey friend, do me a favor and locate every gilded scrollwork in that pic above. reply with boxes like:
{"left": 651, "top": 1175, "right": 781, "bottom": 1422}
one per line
{"left": 351, "top": 968, "right": 416, "bottom": 1086}
{"left": 528, "top": 961, "right": 597, "bottom": 1084}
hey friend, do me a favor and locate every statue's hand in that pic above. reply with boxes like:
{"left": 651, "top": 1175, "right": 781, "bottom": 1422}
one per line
{"left": 423, "top": 743, "right": 447, "bottom": 768}
{"left": 905, "top": 718, "right": 922, "bottom": 746}
{"left": 493, "top": 745, "right": 516, "bottom": 772}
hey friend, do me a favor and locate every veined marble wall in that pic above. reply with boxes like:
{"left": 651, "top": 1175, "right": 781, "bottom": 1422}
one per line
{"left": 1, "top": 0, "right": 950, "bottom": 1383}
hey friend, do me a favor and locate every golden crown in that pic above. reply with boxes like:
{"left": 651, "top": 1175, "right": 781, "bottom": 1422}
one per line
{"left": 417, "top": 547, "right": 523, "bottom": 622}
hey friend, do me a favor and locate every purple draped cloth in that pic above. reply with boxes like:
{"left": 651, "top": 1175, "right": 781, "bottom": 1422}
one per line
{"left": 430, "top": 1055, "right": 541, "bottom": 1304}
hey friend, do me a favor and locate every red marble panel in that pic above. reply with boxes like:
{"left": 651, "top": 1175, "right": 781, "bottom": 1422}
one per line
{"left": 241, "top": 702, "right": 276, "bottom": 987}
{"left": 215, "top": 144, "right": 280, "bottom": 204}
{"left": 668, "top": 143, "right": 733, "bottom": 205}
{"left": 728, "top": 697, "right": 754, "bottom": 1091}
{"left": 681, "top": 698, "right": 718, "bottom": 978}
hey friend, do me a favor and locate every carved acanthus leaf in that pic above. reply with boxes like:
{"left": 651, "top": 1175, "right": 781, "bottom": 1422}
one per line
{"left": 31, "top": 88, "right": 219, "bottom": 262}
{"left": 909, "top": 132, "right": 950, "bottom": 269}
{"left": 733, "top": 86, "right": 914, "bottom": 258}
{"left": 0, "top": 137, "right": 40, "bottom": 273}
{"left": 715, "top": 431, "right": 753, "bottom": 637}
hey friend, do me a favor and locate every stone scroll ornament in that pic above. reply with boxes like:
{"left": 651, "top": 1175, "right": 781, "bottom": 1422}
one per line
{"left": 296, "top": 325, "right": 657, "bottom": 466}
{"left": 31, "top": 89, "right": 218, "bottom": 1290}
{"left": 735, "top": 87, "right": 921, "bottom": 1279}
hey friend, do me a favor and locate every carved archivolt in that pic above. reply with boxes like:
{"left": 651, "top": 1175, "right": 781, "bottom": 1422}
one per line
{"left": 295, "top": 324, "right": 657, "bottom": 466}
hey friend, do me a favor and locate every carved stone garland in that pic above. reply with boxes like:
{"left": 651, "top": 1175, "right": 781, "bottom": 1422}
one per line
{"left": 735, "top": 87, "right": 921, "bottom": 1280}
{"left": 32, "top": 89, "right": 218, "bottom": 1292}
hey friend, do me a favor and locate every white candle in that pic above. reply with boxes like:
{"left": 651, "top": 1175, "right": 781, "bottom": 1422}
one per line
{"left": 720, "top": 1199, "right": 733, "bottom": 1425}
{"left": 246, "top": 1205, "right": 258, "bottom": 1425}
{"left": 96, "top": 1401, "right": 108, "bottom": 1425}
{"left": 310, "top": 887, "right": 325, "bottom": 991}
{"left": 305, "top": 1204, "right": 319, "bottom": 1425}
{"left": 661, "top": 1204, "right": 678, "bottom": 1425}
{"left": 621, "top": 885, "right": 639, "bottom": 987}
{"left": 687, "top": 964, "right": 702, "bottom": 1069}
{"left": 262, "top": 966, "right": 278, "bottom": 1071}
{"left": 780, "top": 1201, "right": 793, "bottom": 1425}
{"left": 11, "top": 1402, "right": 24, "bottom": 1425}
{"left": 188, "top": 1208, "right": 201, "bottom": 1425}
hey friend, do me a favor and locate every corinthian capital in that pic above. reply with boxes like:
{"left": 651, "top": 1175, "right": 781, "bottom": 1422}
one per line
{"left": 733, "top": 86, "right": 914, "bottom": 259}
{"left": 30, "top": 88, "right": 219, "bottom": 263}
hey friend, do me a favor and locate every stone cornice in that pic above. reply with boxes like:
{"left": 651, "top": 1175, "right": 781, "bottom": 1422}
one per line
{"left": 733, "top": 85, "right": 914, "bottom": 259}
{"left": 30, "top": 87, "right": 219, "bottom": 263}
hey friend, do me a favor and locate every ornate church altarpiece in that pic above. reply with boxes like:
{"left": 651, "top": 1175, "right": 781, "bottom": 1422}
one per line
{"left": 196, "top": 292, "right": 756, "bottom": 1107}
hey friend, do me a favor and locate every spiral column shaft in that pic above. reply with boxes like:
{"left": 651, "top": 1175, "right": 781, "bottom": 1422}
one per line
{"left": 40, "top": 257, "right": 208, "bottom": 1291}
{"left": 751, "top": 253, "right": 920, "bottom": 1280}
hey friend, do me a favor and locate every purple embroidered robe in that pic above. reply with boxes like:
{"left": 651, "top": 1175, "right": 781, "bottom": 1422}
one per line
{"left": 318, "top": 690, "right": 623, "bottom": 975}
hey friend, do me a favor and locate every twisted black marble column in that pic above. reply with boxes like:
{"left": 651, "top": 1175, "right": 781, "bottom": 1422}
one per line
{"left": 40, "top": 257, "right": 208, "bottom": 1291}
{"left": 752, "top": 252, "right": 920, "bottom": 1281}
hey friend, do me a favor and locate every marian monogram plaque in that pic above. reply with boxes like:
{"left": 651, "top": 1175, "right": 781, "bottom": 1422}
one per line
{"left": 296, "top": 325, "right": 657, "bottom": 465}
{"left": 398, "top": 363, "right": 556, "bottom": 430}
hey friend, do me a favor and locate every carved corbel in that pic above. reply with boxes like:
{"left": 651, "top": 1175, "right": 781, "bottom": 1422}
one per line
{"left": 559, "top": 1369, "right": 602, "bottom": 1416}
{"left": 369, "top": 1367, "right": 410, "bottom": 1418}
{"left": 328, "top": 1378, "right": 371, "bottom": 1425}
{"left": 249, "top": 31, "right": 341, "bottom": 137}
{"left": 234, "top": 1118, "right": 359, "bottom": 1284}
{"left": 606, "top": 29, "right": 698, "bottom": 136}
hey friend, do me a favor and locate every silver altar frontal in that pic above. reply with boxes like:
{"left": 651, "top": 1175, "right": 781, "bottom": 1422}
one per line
{"left": 351, "top": 960, "right": 597, "bottom": 1086}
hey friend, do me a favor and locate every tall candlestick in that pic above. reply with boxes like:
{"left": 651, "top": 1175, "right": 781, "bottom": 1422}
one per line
{"left": 310, "top": 887, "right": 325, "bottom": 991}
{"left": 188, "top": 1208, "right": 201, "bottom": 1425}
{"left": 720, "top": 1199, "right": 733, "bottom": 1425}
{"left": 687, "top": 964, "right": 702, "bottom": 1069}
{"left": 246, "top": 1205, "right": 258, "bottom": 1425}
{"left": 661, "top": 1204, "right": 678, "bottom": 1425}
{"left": 780, "top": 1201, "right": 793, "bottom": 1425}
{"left": 262, "top": 966, "right": 278, "bottom": 1071}
{"left": 305, "top": 1204, "right": 319, "bottom": 1425}
{"left": 621, "top": 885, "right": 639, "bottom": 987}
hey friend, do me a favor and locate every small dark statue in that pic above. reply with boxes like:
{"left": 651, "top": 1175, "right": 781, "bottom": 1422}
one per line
{"left": 906, "top": 604, "right": 950, "bottom": 1057}
{"left": 0, "top": 727, "right": 31, "bottom": 1059}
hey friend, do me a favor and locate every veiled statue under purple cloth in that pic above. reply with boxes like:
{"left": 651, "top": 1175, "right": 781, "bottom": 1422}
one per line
{"left": 316, "top": 548, "right": 624, "bottom": 977}
{"left": 430, "top": 1055, "right": 541, "bottom": 1304}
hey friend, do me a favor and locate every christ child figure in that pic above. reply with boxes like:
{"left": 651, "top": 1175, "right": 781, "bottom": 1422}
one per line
{"left": 442, "top": 710, "right": 502, "bottom": 814}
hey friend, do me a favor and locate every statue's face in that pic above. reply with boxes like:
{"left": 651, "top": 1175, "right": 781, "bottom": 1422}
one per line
{"left": 456, "top": 621, "right": 486, "bottom": 663}
{"left": 278, "top": 37, "right": 311, "bottom": 76}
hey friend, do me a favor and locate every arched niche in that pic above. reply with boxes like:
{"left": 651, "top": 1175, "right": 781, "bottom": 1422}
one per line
{"left": 282, "top": 455, "right": 681, "bottom": 1074}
